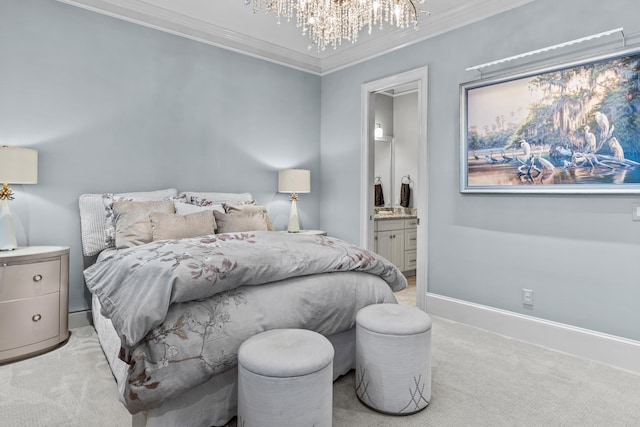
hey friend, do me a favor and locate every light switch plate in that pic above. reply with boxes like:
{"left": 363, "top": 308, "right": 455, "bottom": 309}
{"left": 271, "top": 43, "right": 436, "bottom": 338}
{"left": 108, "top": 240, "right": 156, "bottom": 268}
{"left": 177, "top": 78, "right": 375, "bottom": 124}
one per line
{"left": 633, "top": 203, "right": 640, "bottom": 221}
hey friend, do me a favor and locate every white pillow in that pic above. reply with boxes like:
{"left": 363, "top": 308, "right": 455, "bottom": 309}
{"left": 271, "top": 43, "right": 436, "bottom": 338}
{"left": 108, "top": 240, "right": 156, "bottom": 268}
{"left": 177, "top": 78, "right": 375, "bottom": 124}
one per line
{"left": 179, "top": 191, "right": 253, "bottom": 206}
{"left": 175, "top": 201, "right": 224, "bottom": 214}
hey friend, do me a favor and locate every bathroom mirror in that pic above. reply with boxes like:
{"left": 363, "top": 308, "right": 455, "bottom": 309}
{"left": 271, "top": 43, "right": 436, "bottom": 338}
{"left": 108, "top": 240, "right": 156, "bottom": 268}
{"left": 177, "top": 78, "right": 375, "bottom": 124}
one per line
{"left": 374, "top": 91, "right": 418, "bottom": 208}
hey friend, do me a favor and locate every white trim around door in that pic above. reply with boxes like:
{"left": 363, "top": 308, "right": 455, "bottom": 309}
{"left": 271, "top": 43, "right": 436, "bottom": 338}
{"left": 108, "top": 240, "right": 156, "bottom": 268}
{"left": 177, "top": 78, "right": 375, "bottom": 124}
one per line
{"left": 360, "top": 66, "right": 429, "bottom": 310}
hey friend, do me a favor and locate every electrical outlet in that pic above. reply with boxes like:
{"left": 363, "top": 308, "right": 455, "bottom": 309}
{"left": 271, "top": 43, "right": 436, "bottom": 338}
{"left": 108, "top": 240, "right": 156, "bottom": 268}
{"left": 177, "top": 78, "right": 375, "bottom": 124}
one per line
{"left": 633, "top": 203, "right": 640, "bottom": 221}
{"left": 522, "top": 289, "right": 534, "bottom": 306}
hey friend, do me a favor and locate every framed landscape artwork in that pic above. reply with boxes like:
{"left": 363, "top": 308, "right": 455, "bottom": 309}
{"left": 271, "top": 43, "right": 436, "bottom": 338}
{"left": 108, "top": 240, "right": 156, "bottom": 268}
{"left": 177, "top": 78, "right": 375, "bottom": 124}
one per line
{"left": 460, "top": 48, "right": 640, "bottom": 193}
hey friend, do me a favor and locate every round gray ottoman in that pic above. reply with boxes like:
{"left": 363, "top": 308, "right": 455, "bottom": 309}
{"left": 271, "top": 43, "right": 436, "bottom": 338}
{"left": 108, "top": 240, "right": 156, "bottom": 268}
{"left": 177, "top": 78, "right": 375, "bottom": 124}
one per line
{"left": 355, "top": 303, "right": 432, "bottom": 415}
{"left": 237, "top": 329, "right": 335, "bottom": 427}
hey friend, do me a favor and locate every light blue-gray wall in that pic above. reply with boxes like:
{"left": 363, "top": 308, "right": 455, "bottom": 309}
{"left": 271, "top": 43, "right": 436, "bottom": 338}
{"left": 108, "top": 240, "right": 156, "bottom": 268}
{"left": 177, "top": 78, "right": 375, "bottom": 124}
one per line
{"left": 1, "top": 0, "right": 321, "bottom": 312}
{"left": 320, "top": 0, "right": 640, "bottom": 341}
{"left": 3, "top": 0, "right": 639, "bottom": 343}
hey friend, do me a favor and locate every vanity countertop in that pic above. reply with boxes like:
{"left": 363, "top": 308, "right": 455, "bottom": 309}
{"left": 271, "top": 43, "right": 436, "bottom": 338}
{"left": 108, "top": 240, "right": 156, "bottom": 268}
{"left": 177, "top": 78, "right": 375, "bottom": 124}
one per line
{"left": 373, "top": 207, "right": 417, "bottom": 221}
{"left": 374, "top": 214, "right": 417, "bottom": 220}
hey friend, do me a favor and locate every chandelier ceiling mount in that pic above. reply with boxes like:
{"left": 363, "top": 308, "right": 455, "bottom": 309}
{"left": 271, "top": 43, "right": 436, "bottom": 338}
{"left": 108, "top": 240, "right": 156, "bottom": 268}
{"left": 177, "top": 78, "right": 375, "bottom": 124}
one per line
{"left": 246, "top": 0, "right": 429, "bottom": 51}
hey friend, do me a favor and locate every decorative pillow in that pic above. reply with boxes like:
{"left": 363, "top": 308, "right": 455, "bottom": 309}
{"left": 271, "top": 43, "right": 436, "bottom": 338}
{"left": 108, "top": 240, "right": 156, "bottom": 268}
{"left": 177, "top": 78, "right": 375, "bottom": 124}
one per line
{"left": 213, "top": 210, "right": 270, "bottom": 233}
{"left": 179, "top": 191, "right": 253, "bottom": 206}
{"left": 78, "top": 188, "right": 177, "bottom": 256}
{"left": 194, "top": 197, "right": 256, "bottom": 209}
{"left": 176, "top": 200, "right": 225, "bottom": 214}
{"left": 224, "top": 204, "right": 275, "bottom": 231}
{"left": 113, "top": 200, "right": 175, "bottom": 249}
{"left": 175, "top": 201, "right": 220, "bottom": 215}
{"left": 102, "top": 188, "right": 178, "bottom": 250}
{"left": 175, "top": 202, "right": 219, "bottom": 230}
{"left": 150, "top": 210, "right": 215, "bottom": 241}
{"left": 172, "top": 193, "right": 188, "bottom": 203}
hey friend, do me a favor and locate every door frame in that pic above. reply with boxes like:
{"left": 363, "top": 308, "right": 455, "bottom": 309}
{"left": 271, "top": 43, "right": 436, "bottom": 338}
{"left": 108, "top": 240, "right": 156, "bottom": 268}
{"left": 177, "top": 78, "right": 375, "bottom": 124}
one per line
{"left": 360, "top": 66, "right": 429, "bottom": 310}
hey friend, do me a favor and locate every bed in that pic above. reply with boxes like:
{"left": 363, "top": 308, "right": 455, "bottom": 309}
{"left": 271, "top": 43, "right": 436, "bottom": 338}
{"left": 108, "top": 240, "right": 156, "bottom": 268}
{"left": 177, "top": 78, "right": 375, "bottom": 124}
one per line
{"left": 79, "top": 188, "right": 406, "bottom": 427}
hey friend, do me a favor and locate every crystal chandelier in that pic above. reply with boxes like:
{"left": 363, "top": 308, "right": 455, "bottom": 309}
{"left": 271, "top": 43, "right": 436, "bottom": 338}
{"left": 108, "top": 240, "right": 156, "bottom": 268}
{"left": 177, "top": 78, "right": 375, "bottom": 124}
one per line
{"left": 248, "top": 0, "right": 427, "bottom": 51}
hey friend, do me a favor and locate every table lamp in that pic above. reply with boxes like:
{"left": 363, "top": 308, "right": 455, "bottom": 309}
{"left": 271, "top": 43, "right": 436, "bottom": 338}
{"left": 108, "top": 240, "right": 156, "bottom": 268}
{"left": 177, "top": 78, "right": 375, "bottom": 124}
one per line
{"left": 278, "top": 169, "right": 310, "bottom": 233}
{"left": 0, "top": 146, "right": 38, "bottom": 250}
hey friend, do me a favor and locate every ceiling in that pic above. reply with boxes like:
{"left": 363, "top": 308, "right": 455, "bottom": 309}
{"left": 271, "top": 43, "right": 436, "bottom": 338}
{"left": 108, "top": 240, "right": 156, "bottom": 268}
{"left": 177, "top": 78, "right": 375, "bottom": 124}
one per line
{"left": 58, "top": 0, "right": 533, "bottom": 75}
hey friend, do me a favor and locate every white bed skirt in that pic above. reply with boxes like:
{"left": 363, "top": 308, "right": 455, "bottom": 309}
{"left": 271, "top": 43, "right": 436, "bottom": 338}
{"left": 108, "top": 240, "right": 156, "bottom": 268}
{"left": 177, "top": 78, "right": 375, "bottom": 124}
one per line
{"left": 92, "top": 294, "right": 357, "bottom": 427}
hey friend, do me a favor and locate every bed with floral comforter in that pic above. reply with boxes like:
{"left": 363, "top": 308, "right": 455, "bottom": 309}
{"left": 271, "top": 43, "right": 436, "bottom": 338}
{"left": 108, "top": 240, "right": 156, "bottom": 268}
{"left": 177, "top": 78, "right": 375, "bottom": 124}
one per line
{"left": 84, "top": 230, "right": 406, "bottom": 420}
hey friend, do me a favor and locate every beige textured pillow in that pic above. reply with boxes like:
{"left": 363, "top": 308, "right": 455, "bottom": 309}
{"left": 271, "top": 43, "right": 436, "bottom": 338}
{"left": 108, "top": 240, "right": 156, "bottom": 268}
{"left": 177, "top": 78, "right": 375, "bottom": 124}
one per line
{"left": 150, "top": 211, "right": 216, "bottom": 241}
{"left": 214, "top": 210, "right": 270, "bottom": 233}
{"left": 113, "top": 200, "right": 175, "bottom": 248}
{"left": 224, "top": 204, "right": 275, "bottom": 231}
{"left": 175, "top": 202, "right": 219, "bottom": 230}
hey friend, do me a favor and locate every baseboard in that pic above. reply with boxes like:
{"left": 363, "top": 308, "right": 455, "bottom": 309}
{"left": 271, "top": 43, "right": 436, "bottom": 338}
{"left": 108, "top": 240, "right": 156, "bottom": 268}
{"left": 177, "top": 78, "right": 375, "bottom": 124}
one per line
{"left": 68, "top": 310, "right": 93, "bottom": 329}
{"left": 426, "top": 293, "right": 640, "bottom": 375}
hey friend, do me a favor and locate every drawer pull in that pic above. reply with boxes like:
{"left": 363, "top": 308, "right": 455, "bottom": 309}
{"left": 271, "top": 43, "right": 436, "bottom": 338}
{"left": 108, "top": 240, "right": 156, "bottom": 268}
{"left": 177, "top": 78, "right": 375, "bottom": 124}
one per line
{"left": 33, "top": 274, "right": 43, "bottom": 282}
{"left": 32, "top": 314, "right": 42, "bottom": 322}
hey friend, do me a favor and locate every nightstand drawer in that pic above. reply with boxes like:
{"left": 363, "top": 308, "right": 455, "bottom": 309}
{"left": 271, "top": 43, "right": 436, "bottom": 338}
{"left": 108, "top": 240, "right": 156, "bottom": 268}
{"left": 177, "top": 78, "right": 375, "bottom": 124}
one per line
{"left": 0, "top": 292, "right": 60, "bottom": 351}
{"left": 0, "top": 260, "right": 61, "bottom": 302}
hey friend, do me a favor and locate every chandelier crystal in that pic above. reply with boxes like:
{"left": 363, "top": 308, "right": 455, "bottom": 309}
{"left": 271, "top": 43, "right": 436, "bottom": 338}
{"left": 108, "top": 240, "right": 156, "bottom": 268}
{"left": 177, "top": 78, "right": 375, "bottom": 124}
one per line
{"left": 248, "top": 0, "right": 427, "bottom": 51}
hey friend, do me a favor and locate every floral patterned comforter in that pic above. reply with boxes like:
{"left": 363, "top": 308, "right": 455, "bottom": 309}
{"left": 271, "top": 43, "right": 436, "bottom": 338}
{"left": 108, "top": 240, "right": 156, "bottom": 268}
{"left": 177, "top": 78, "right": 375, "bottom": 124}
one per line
{"left": 84, "top": 231, "right": 406, "bottom": 412}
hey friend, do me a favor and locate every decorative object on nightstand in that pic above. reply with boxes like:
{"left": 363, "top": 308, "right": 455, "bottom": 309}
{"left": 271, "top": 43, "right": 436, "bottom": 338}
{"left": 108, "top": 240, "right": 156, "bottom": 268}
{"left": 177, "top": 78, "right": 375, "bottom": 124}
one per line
{"left": 278, "top": 168, "right": 310, "bottom": 233}
{"left": 0, "top": 246, "right": 70, "bottom": 364}
{"left": 0, "top": 146, "right": 38, "bottom": 251}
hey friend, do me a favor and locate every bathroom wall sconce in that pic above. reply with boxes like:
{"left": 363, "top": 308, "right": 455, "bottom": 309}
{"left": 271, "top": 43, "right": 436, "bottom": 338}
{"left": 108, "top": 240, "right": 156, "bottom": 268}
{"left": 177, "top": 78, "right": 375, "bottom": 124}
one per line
{"left": 374, "top": 123, "right": 384, "bottom": 139}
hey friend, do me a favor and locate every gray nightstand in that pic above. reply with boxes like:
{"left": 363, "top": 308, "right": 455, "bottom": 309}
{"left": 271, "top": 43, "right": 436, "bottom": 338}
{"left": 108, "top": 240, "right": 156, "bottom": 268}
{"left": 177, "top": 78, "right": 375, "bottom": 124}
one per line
{"left": 0, "top": 246, "right": 70, "bottom": 364}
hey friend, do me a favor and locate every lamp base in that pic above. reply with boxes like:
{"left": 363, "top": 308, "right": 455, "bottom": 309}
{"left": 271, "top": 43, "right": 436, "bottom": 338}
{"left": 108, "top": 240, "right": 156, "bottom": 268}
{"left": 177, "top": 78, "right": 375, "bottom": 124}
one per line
{"left": 287, "top": 198, "right": 301, "bottom": 233}
{"left": 0, "top": 198, "right": 17, "bottom": 251}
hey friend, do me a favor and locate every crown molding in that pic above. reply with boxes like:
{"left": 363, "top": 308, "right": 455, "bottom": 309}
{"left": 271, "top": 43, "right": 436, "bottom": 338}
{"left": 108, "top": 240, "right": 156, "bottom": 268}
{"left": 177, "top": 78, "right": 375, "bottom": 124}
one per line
{"left": 57, "top": 0, "right": 533, "bottom": 76}
{"left": 57, "top": 0, "right": 323, "bottom": 74}
{"left": 319, "top": 0, "right": 534, "bottom": 74}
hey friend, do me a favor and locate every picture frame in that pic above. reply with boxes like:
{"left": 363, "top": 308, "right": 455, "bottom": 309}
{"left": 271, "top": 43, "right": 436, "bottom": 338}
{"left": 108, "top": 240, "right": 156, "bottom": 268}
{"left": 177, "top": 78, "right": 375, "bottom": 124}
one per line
{"left": 460, "top": 47, "right": 640, "bottom": 194}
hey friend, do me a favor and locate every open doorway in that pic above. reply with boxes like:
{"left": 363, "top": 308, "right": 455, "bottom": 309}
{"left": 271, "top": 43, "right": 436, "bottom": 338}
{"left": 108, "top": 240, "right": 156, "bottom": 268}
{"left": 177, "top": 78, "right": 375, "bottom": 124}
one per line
{"left": 360, "top": 67, "right": 428, "bottom": 310}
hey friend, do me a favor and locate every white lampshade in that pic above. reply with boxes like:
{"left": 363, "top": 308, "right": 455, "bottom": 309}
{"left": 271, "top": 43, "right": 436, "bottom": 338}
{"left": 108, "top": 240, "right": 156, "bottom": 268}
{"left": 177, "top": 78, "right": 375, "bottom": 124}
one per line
{"left": 0, "top": 146, "right": 38, "bottom": 184}
{"left": 278, "top": 169, "right": 310, "bottom": 194}
{"left": 0, "top": 146, "right": 38, "bottom": 250}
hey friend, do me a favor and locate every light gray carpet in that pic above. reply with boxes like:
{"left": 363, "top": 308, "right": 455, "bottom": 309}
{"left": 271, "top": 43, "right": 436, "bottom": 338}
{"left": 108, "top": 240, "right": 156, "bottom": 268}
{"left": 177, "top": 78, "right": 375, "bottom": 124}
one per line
{"left": 0, "top": 326, "right": 130, "bottom": 426}
{"left": 2, "top": 316, "right": 639, "bottom": 426}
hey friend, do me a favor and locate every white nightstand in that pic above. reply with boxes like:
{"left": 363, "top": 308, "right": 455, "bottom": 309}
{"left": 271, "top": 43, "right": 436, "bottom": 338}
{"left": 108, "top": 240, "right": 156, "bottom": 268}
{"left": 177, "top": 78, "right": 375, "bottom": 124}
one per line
{"left": 0, "top": 246, "right": 70, "bottom": 364}
{"left": 278, "top": 230, "right": 327, "bottom": 236}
